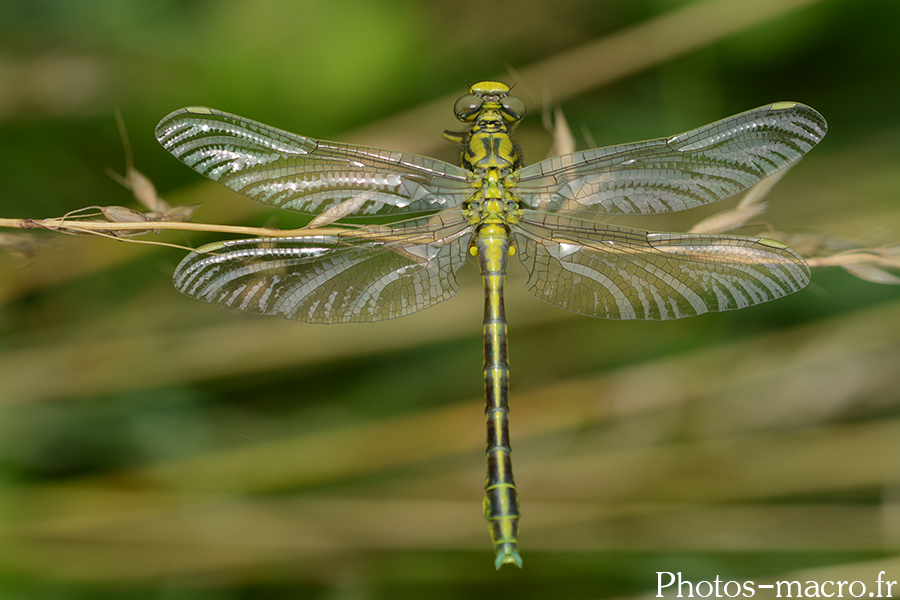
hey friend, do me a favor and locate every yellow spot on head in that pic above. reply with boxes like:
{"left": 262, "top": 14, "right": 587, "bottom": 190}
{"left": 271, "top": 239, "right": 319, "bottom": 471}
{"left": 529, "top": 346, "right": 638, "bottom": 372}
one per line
{"left": 470, "top": 81, "right": 510, "bottom": 96}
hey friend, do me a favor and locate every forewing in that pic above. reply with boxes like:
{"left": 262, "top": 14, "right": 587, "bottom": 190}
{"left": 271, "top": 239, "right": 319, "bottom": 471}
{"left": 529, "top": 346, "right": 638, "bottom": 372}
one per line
{"left": 155, "top": 107, "right": 473, "bottom": 218}
{"left": 513, "top": 211, "right": 810, "bottom": 320}
{"left": 514, "top": 102, "right": 826, "bottom": 215}
{"left": 173, "top": 212, "right": 474, "bottom": 323}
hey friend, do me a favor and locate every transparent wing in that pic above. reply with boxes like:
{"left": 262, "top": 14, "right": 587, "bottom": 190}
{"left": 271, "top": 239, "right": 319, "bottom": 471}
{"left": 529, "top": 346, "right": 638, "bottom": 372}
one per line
{"left": 512, "top": 211, "right": 810, "bottom": 321}
{"left": 155, "top": 107, "right": 473, "bottom": 218}
{"left": 173, "top": 212, "right": 474, "bottom": 323}
{"left": 513, "top": 102, "right": 827, "bottom": 215}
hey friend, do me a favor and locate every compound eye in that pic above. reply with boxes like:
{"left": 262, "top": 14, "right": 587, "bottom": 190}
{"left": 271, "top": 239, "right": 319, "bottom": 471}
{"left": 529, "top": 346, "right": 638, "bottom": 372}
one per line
{"left": 501, "top": 95, "right": 526, "bottom": 121}
{"left": 454, "top": 95, "right": 483, "bottom": 121}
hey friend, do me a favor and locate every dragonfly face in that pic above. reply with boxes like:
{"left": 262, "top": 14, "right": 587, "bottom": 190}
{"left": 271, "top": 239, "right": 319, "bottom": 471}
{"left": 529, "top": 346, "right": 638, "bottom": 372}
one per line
{"left": 156, "top": 83, "right": 827, "bottom": 568}
{"left": 452, "top": 81, "right": 525, "bottom": 123}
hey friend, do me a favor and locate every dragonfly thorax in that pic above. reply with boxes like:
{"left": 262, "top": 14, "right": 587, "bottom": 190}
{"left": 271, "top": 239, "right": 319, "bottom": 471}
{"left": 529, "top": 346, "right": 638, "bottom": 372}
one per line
{"left": 464, "top": 169, "right": 522, "bottom": 232}
{"left": 460, "top": 126, "right": 522, "bottom": 174}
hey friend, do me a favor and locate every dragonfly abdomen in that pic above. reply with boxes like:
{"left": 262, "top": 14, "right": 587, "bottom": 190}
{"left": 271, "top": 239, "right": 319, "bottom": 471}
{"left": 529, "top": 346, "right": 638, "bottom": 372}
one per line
{"left": 475, "top": 223, "right": 522, "bottom": 569}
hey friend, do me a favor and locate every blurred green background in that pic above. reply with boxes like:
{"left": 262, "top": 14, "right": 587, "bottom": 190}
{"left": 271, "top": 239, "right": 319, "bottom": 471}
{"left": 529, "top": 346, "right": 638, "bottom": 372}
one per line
{"left": 1, "top": 0, "right": 899, "bottom": 598}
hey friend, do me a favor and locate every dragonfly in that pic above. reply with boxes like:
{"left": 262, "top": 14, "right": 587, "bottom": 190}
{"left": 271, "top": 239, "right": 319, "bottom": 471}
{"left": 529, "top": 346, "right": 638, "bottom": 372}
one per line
{"left": 155, "top": 81, "right": 826, "bottom": 569}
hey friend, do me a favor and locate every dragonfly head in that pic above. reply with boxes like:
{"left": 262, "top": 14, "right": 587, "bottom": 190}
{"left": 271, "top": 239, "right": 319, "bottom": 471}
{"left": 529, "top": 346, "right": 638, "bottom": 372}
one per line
{"left": 453, "top": 81, "right": 525, "bottom": 126}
